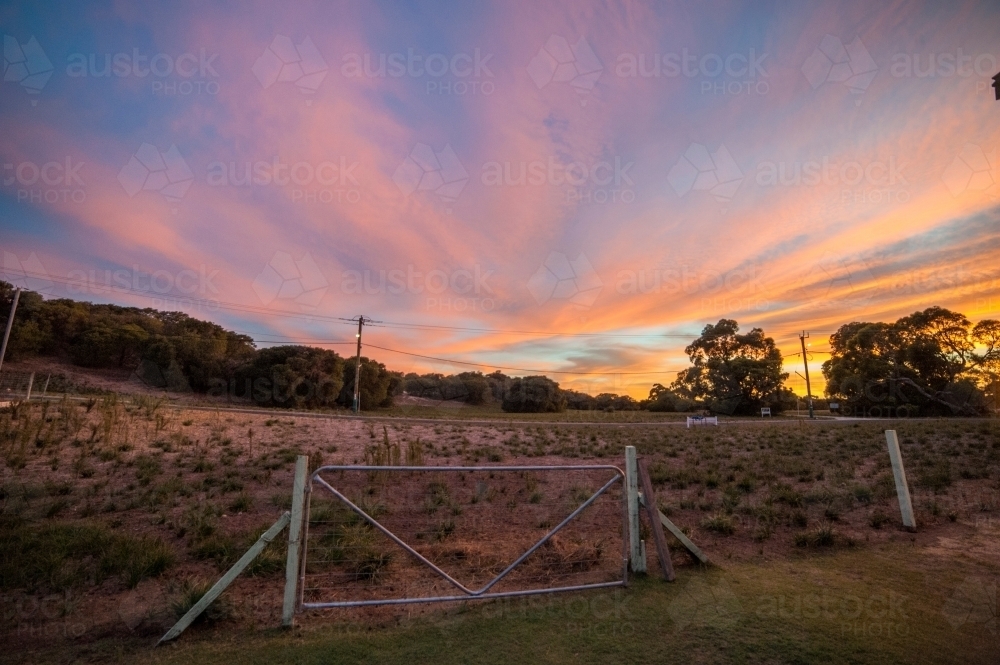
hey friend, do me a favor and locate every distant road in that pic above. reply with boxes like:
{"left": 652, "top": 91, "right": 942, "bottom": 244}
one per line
{"left": 18, "top": 393, "right": 967, "bottom": 427}
{"left": 165, "top": 403, "right": 939, "bottom": 427}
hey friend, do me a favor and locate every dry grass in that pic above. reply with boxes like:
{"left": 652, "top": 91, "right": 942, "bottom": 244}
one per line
{"left": 1, "top": 394, "right": 999, "bottom": 657}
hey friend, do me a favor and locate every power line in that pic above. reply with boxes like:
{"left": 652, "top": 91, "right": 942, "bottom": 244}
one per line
{"left": 362, "top": 342, "right": 683, "bottom": 376}
{"left": 242, "top": 331, "right": 686, "bottom": 375}
{"left": 2, "top": 268, "right": 361, "bottom": 326}
{"left": 373, "top": 320, "right": 698, "bottom": 338}
{"left": 4, "top": 268, "right": 840, "bottom": 342}
{"left": 3, "top": 272, "right": 845, "bottom": 379}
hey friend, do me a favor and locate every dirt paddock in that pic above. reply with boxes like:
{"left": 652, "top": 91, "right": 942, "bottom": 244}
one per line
{"left": 2, "top": 395, "right": 999, "bottom": 654}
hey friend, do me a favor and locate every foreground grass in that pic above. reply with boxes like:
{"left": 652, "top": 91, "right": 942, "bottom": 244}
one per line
{"left": 16, "top": 542, "right": 996, "bottom": 665}
{"left": 0, "top": 517, "right": 174, "bottom": 592}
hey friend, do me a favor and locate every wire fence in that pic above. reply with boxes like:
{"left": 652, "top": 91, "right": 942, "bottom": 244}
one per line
{"left": 301, "top": 465, "right": 627, "bottom": 610}
{"left": 0, "top": 371, "right": 35, "bottom": 401}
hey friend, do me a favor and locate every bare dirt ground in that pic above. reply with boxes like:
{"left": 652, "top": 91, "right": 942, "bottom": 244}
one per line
{"left": 1, "top": 388, "right": 998, "bottom": 657}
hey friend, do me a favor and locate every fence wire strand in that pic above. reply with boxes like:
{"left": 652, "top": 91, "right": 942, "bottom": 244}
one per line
{"left": 302, "top": 465, "right": 627, "bottom": 609}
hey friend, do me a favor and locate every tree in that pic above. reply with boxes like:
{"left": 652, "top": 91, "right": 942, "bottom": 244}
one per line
{"left": 671, "top": 319, "right": 788, "bottom": 415}
{"left": 456, "top": 372, "right": 489, "bottom": 405}
{"left": 594, "top": 393, "right": 640, "bottom": 411}
{"left": 823, "top": 307, "right": 1000, "bottom": 415}
{"left": 234, "top": 346, "right": 344, "bottom": 409}
{"left": 501, "top": 376, "right": 566, "bottom": 413}
{"left": 402, "top": 371, "right": 489, "bottom": 405}
{"left": 563, "top": 389, "right": 597, "bottom": 410}
{"left": 339, "top": 357, "right": 397, "bottom": 409}
{"left": 644, "top": 383, "right": 696, "bottom": 412}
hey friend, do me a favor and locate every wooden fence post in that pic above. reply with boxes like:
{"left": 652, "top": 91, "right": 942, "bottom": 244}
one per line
{"left": 625, "top": 446, "right": 646, "bottom": 573}
{"left": 283, "top": 455, "right": 309, "bottom": 627}
{"left": 637, "top": 457, "right": 675, "bottom": 581}
{"left": 885, "top": 430, "right": 916, "bottom": 530}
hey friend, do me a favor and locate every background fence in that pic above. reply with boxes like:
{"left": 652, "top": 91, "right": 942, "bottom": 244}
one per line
{"left": 0, "top": 370, "right": 36, "bottom": 401}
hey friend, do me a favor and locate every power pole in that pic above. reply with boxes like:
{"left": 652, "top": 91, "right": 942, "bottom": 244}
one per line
{"left": 0, "top": 287, "right": 21, "bottom": 376}
{"left": 799, "top": 331, "right": 815, "bottom": 419}
{"left": 352, "top": 316, "right": 364, "bottom": 413}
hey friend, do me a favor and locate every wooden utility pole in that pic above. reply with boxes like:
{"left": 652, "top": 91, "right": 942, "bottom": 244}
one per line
{"left": 352, "top": 316, "right": 364, "bottom": 413}
{"left": 0, "top": 287, "right": 21, "bottom": 376}
{"left": 799, "top": 331, "right": 814, "bottom": 419}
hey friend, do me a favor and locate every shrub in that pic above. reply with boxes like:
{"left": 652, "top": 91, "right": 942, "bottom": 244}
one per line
{"left": 795, "top": 527, "right": 836, "bottom": 548}
{"left": 852, "top": 485, "right": 874, "bottom": 505}
{"left": 228, "top": 492, "right": 253, "bottom": 513}
{"left": 771, "top": 484, "right": 803, "bottom": 508}
{"left": 701, "top": 514, "right": 736, "bottom": 535}
{"left": 329, "top": 523, "right": 392, "bottom": 580}
{"left": 868, "top": 511, "right": 891, "bottom": 529}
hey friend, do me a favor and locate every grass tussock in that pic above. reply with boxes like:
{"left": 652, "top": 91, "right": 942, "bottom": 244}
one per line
{"left": 0, "top": 517, "right": 174, "bottom": 591}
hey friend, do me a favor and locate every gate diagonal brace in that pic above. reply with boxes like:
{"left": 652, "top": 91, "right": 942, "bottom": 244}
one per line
{"left": 637, "top": 493, "right": 710, "bottom": 565}
{"left": 304, "top": 464, "right": 629, "bottom": 609}
{"left": 313, "top": 472, "right": 619, "bottom": 595}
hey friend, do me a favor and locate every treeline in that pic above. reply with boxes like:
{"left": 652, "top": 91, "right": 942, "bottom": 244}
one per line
{"left": 3, "top": 282, "right": 998, "bottom": 415}
{"left": 821, "top": 306, "right": 1000, "bottom": 416}
{"left": 0, "top": 281, "right": 398, "bottom": 410}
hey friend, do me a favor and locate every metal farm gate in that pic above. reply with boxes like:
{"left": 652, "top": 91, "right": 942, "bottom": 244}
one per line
{"left": 299, "top": 465, "right": 628, "bottom": 609}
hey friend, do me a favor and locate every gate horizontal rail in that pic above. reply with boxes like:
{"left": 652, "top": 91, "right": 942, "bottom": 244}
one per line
{"left": 302, "top": 464, "right": 628, "bottom": 610}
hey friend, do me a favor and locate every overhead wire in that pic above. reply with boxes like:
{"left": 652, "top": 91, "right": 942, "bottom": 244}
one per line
{"left": 5, "top": 267, "right": 837, "bottom": 377}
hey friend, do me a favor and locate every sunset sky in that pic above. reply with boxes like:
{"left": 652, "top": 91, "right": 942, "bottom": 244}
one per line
{"left": 1, "top": 0, "right": 999, "bottom": 398}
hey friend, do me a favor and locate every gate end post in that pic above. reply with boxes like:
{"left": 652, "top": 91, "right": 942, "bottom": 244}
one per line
{"left": 624, "top": 446, "right": 646, "bottom": 573}
{"left": 282, "top": 455, "right": 309, "bottom": 627}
